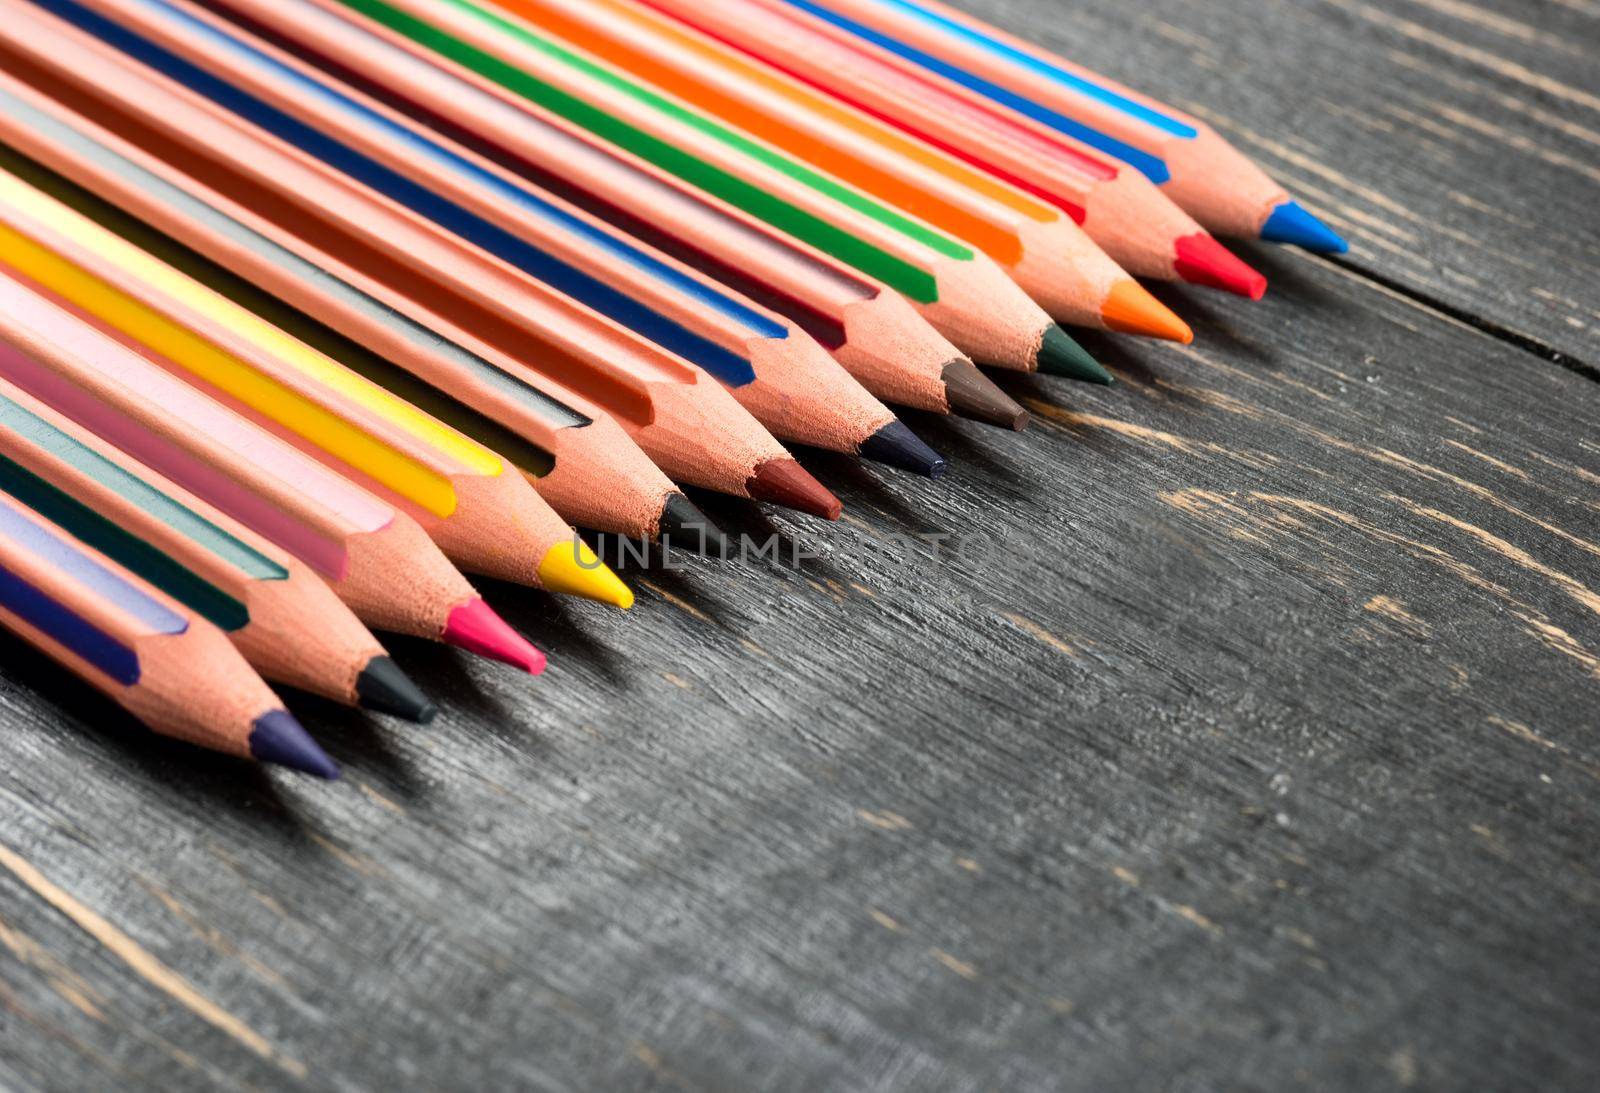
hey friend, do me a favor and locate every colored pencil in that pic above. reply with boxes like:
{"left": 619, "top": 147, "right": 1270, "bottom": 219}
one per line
{"left": 431, "top": 0, "right": 1191, "bottom": 342}
{"left": 185, "top": 0, "right": 1016, "bottom": 428}
{"left": 0, "top": 5, "right": 846, "bottom": 513}
{"left": 0, "top": 489, "right": 338, "bottom": 776}
{"left": 634, "top": 0, "right": 1265, "bottom": 297}
{"left": 0, "top": 375, "right": 434, "bottom": 720}
{"left": 0, "top": 75, "right": 723, "bottom": 551}
{"left": 0, "top": 157, "right": 635, "bottom": 607}
{"left": 80, "top": 0, "right": 941, "bottom": 473}
{"left": 771, "top": 0, "right": 1348, "bottom": 252}
{"left": 319, "top": 0, "right": 1080, "bottom": 381}
{"left": 0, "top": 267, "right": 545, "bottom": 674}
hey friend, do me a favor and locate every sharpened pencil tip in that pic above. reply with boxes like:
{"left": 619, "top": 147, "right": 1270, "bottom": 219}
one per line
{"left": 858, "top": 418, "right": 947, "bottom": 478}
{"left": 748, "top": 458, "right": 842, "bottom": 520}
{"left": 657, "top": 492, "right": 730, "bottom": 557}
{"left": 355, "top": 655, "right": 437, "bottom": 724}
{"left": 1037, "top": 325, "right": 1115, "bottom": 386}
{"left": 1261, "top": 200, "right": 1348, "bottom": 253}
{"left": 442, "top": 598, "right": 547, "bottom": 675}
{"left": 538, "top": 538, "right": 634, "bottom": 609}
{"left": 1101, "top": 279, "right": 1193, "bottom": 344}
{"left": 1172, "top": 233, "right": 1268, "bottom": 300}
{"left": 941, "top": 358, "right": 1029, "bottom": 430}
{"left": 248, "top": 709, "right": 339, "bottom": 779}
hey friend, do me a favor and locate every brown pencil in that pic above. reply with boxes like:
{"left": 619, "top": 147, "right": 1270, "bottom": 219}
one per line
{"left": 0, "top": 8, "right": 842, "bottom": 514}
{"left": 0, "top": 488, "right": 339, "bottom": 776}
{"left": 184, "top": 0, "right": 1018, "bottom": 426}
{"left": 0, "top": 373, "right": 434, "bottom": 720}
{"left": 0, "top": 266, "right": 545, "bottom": 674}
{"left": 0, "top": 71, "right": 722, "bottom": 549}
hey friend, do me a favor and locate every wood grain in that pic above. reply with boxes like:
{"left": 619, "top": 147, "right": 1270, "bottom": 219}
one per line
{"left": 0, "top": 0, "right": 1596, "bottom": 1089}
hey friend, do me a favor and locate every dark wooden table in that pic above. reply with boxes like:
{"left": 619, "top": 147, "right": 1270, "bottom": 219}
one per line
{"left": 2, "top": 0, "right": 1596, "bottom": 1089}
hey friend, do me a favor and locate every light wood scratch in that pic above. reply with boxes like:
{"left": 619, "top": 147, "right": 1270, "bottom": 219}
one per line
{"left": 1173, "top": 905, "right": 1223, "bottom": 935}
{"left": 1445, "top": 441, "right": 1529, "bottom": 479}
{"left": 857, "top": 809, "right": 913, "bottom": 831}
{"left": 1364, "top": 595, "right": 1432, "bottom": 636}
{"left": 0, "top": 842, "right": 303, "bottom": 1076}
{"left": 1487, "top": 715, "right": 1559, "bottom": 751}
{"left": 930, "top": 948, "right": 978, "bottom": 980}
{"left": 637, "top": 580, "right": 714, "bottom": 625}
{"left": 867, "top": 908, "right": 901, "bottom": 932}
{"left": 1001, "top": 612, "right": 1079, "bottom": 657}
{"left": 307, "top": 833, "right": 380, "bottom": 878}
{"left": 358, "top": 782, "right": 407, "bottom": 816}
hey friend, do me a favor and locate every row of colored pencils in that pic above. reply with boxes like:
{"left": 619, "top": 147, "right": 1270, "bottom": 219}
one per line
{"left": 0, "top": 0, "right": 1344, "bottom": 777}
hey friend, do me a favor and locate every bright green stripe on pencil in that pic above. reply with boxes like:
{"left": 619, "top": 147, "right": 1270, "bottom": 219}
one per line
{"left": 0, "top": 393, "right": 286, "bottom": 631}
{"left": 338, "top": 0, "right": 967, "bottom": 303}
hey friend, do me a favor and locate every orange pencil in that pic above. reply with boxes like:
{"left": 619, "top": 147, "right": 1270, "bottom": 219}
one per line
{"left": 637, "top": 0, "right": 1264, "bottom": 296}
{"left": 0, "top": 488, "right": 338, "bottom": 776}
{"left": 0, "top": 266, "right": 545, "bottom": 674}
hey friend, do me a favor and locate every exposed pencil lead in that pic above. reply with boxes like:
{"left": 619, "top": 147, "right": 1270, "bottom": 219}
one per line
{"left": 1261, "top": 200, "right": 1348, "bottom": 253}
{"left": 748, "top": 458, "right": 842, "bottom": 520}
{"left": 1101, "top": 279, "right": 1192, "bottom": 344}
{"left": 442, "top": 598, "right": 547, "bottom": 675}
{"left": 355, "top": 656, "right": 437, "bottom": 724}
{"left": 538, "top": 538, "right": 634, "bottom": 609}
{"left": 248, "top": 709, "right": 340, "bottom": 779}
{"left": 858, "top": 419, "right": 947, "bottom": 478}
{"left": 940, "top": 359, "right": 1029, "bottom": 430}
{"left": 1172, "top": 234, "right": 1268, "bottom": 300}
{"left": 657, "top": 491, "right": 730, "bottom": 557}
{"left": 1036, "top": 325, "right": 1114, "bottom": 386}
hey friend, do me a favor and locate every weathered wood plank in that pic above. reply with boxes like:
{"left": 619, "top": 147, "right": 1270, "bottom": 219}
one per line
{"left": 970, "top": 0, "right": 1600, "bottom": 365}
{"left": 2, "top": 0, "right": 1598, "bottom": 1086}
{"left": 1, "top": 229, "right": 1596, "bottom": 1090}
